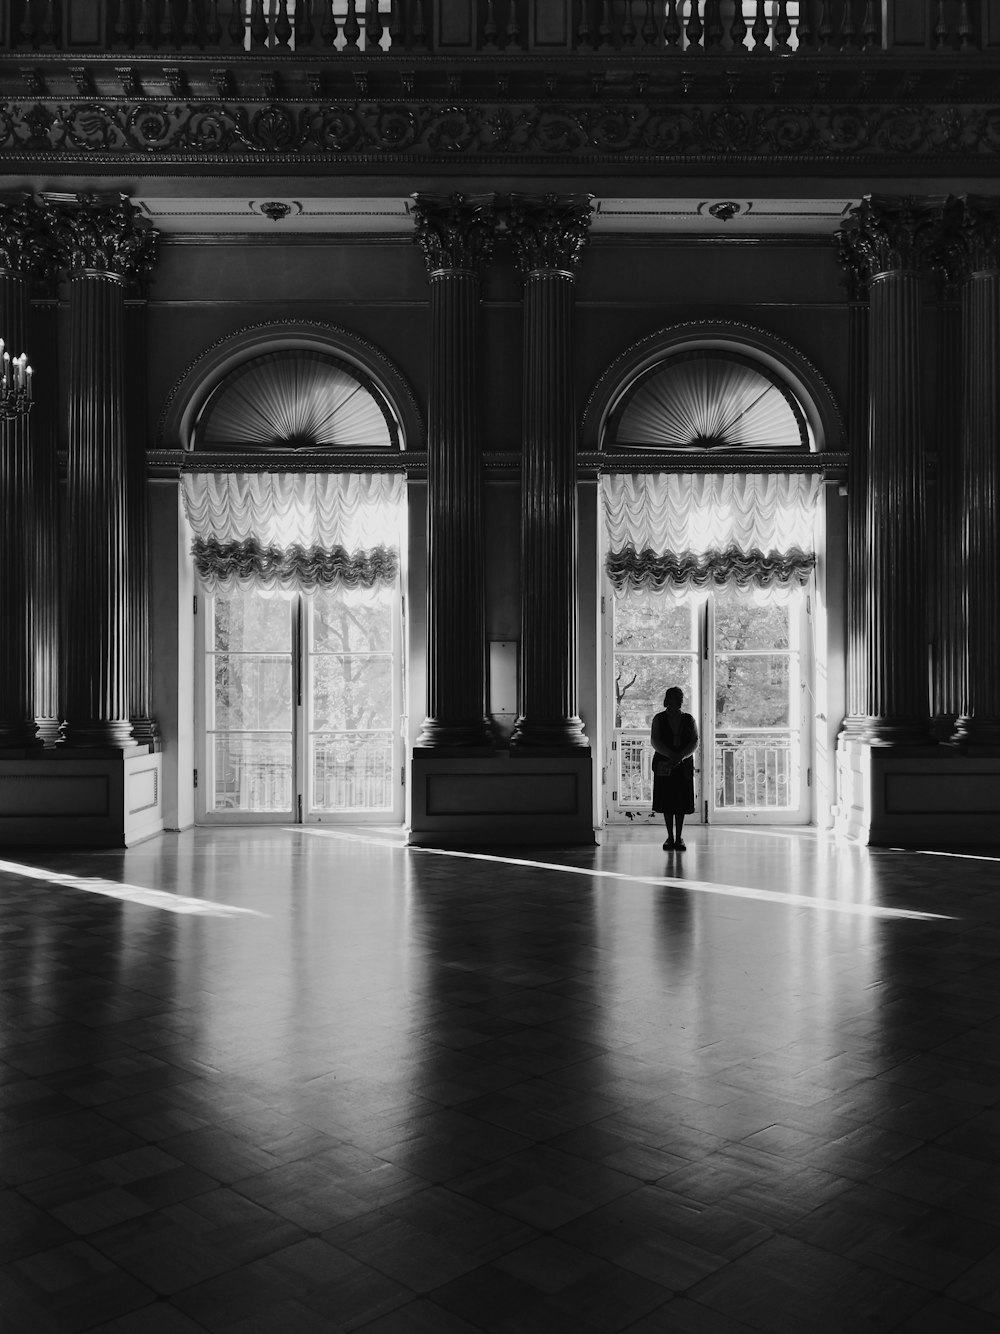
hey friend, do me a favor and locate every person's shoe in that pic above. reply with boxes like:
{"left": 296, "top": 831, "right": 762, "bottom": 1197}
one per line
{"left": 662, "top": 837, "right": 675, "bottom": 850}
{"left": 675, "top": 838, "right": 687, "bottom": 851}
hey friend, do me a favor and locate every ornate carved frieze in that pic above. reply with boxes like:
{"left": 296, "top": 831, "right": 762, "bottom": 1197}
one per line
{"left": 41, "top": 190, "right": 157, "bottom": 283}
{"left": 0, "top": 99, "right": 998, "bottom": 166}
{"left": 0, "top": 190, "right": 51, "bottom": 277}
{"left": 836, "top": 195, "right": 948, "bottom": 284}
{"left": 508, "top": 194, "right": 593, "bottom": 277}
{"left": 411, "top": 192, "right": 496, "bottom": 276}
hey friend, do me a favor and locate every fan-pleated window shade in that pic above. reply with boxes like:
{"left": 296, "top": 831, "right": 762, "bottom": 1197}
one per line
{"left": 195, "top": 351, "right": 397, "bottom": 451}
{"left": 608, "top": 351, "right": 808, "bottom": 452}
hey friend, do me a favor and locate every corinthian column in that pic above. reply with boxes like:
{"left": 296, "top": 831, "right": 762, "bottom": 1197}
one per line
{"left": 412, "top": 193, "right": 494, "bottom": 748}
{"left": 508, "top": 194, "right": 592, "bottom": 749}
{"left": 837, "top": 196, "right": 938, "bottom": 743}
{"left": 44, "top": 192, "right": 157, "bottom": 748}
{"left": 0, "top": 192, "right": 48, "bottom": 748}
{"left": 952, "top": 196, "right": 1000, "bottom": 745}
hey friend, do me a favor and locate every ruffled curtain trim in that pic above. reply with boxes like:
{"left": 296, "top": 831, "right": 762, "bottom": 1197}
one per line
{"left": 605, "top": 544, "right": 816, "bottom": 594}
{"left": 191, "top": 536, "right": 399, "bottom": 594}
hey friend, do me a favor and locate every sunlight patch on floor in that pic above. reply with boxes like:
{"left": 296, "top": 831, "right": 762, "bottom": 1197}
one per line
{"left": 0, "top": 858, "right": 269, "bottom": 917}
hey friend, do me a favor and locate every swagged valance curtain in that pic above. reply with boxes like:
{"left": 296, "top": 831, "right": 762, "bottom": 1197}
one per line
{"left": 602, "top": 472, "right": 821, "bottom": 600}
{"left": 181, "top": 471, "right": 404, "bottom": 596}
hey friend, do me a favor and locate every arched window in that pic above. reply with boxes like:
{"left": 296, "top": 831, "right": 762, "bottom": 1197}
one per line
{"left": 193, "top": 350, "right": 399, "bottom": 452}
{"left": 604, "top": 350, "right": 809, "bottom": 453}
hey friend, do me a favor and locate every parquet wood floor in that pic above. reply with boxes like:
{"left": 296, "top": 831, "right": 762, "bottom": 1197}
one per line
{"left": 0, "top": 825, "right": 998, "bottom": 1331}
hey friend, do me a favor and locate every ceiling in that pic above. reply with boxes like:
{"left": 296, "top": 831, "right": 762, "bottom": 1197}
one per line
{"left": 134, "top": 195, "right": 859, "bottom": 237}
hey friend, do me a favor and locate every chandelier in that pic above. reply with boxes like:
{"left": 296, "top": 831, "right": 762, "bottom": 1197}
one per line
{"left": 0, "top": 340, "right": 32, "bottom": 420}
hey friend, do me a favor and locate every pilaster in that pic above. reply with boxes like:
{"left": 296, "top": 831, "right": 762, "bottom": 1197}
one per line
{"left": 951, "top": 196, "right": 1000, "bottom": 746}
{"left": 836, "top": 196, "right": 940, "bottom": 744}
{"left": 45, "top": 191, "right": 157, "bottom": 749}
{"left": 0, "top": 192, "right": 48, "bottom": 749}
{"left": 508, "top": 193, "right": 592, "bottom": 750}
{"left": 411, "top": 192, "right": 494, "bottom": 749}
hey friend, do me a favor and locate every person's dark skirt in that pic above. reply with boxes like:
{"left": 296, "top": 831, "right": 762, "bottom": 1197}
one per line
{"left": 652, "top": 755, "right": 695, "bottom": 815}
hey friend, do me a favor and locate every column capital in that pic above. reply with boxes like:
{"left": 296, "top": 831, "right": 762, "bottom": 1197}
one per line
{"left": 507, "top": 193, "right": 593, "bottom": 277}
{"left": 411, "top": 192, "right": 497, "bottom": 277}
{"left": 0, "top": 190, "right": 52, "bottom": 279}
{"left": 41, "top": 190, "right": 157, "bottom": 285}
{"left": 943, "top": 194, "right": 1000, "bottom": 280}
{"left": 836, "top": 194, "right": 947, "bottom": 285}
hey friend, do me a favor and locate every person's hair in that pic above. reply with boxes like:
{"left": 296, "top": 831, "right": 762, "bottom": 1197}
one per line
{"left": 663, "top": 686, "right": 683, "bottom": 708}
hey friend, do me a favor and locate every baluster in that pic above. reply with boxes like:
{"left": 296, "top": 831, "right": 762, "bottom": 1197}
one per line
{"left": 40, "top": 0, "right": 57, "bottom": 45}
{"left": 505, "top": 0, "right": 521, "bottom": 50}
{"left": 112, "top": 0, "right": 130, "bottom": 47}
{"left": 249, "top": 0, "right": 267, "bottom": 47}
{"left": 274, "top": 0, "right": 292, "bottom": 46}
{"left": 622, "top": 1, "right": 637, "bottom": 46}
{"left": 320, "top": 0, "right": 338, "bottom": 45}
{"left": 663, "top": 0, "right": 681, "bottom": 46}
{"left": 686, "top": 0, "right": 703, "bottom": 50}
{"left": 704, "top": 0, "right": 723, "bottom": 47}
{"left": 227, "top": 0, "right": 246, "bottom": 47}
{"left": 19, "top": 0, "right": 36, "bottom": 47}
{"left": 729, "top": 0, "right": 748, "bottom": 50}
{"left": 205, "top": 0, "right": 223, "bottom": 44}
{"left": 598, "top": 0, "right": 613, "bottom": 49}
{"left": 576, "top": 0, "right": 594, "bottom": 47}
{"left": 797, "top": 0, "right": 815, "bottom": 51}
{"left": 366, "top": 0, "right": 384, "bottom": 49}
{"left": 135, "top": 0, "right": 153, "bottom": 46}
{"left": 751, "top": 0, "right": 768, "bottom": 49}
{"left": 641, "top": 1, "right": 656, "bottom": 44}
{"left": 342, "top": 0, "right": 361, "bottom": 48}
{"left": 934, "top": 0, "right": 949, "bottom": 49}
{"left": 297, "top": 0, "right": 315, "bottom": 46}
{"left": 387, "top": 0, "right": 404, "bottom": 48}
{"left": 839, "top": 0, "right": 857, "bottom": 48}
{"left": 182, "top": 0, "right": 199, "bottom": 45}
{"left": 411, "top": 0, "right": 428, "bottom": 50}
{"left": 861, "top": 0, "right": 878, "bottom": 47}
{"left": 483, "top": 0, "right": 498, "bottom": 49}
{"left": 160, "top": 0, "right": 177, "bottom": 45}
{"left": 958, "top": 0, "right": 975, "bottom": 48}
{"left": 774, "top": 0, "right": 791, "bottom": 48}
{"left": 817, "top": 0, "right": 833, "bottom": 48}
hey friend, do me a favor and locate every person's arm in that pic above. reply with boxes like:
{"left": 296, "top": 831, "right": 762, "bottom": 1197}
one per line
{"left": 674, "top": 713, "right": 698, "bottom": 761}
{"left": 650, "top": 712, "right": 671, "bottom": 758}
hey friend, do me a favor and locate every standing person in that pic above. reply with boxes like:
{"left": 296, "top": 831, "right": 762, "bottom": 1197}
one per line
{"left": 650, "top": 686, "right": 698, "bottom": 851}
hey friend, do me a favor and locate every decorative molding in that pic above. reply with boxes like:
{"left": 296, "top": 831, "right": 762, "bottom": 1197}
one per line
{"left": 411, "top": 192, "right": 496, "bottom": 275}
{"left": 507, "top": 193, "right": 593, "bottom": 276}
{"left": 40, "top": 190, "right": 157, "bottom": 281}
{"left": 0, "top": 100, "right": 999, "bottom": 167}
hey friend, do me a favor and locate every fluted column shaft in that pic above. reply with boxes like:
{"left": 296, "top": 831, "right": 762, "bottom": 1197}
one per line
{"left": 841, "top": 275, "right": 869, "bottom": 727}
{"left": 0, "top": 269, "right": 40, "bottom": 746}
{"left": 31, "top": 295, "right": 61, "bottom": 743}
{"left": 45, "top": 191, "right": 158, "bottom": 748}
{"left": 126, "top": 298, "right": 156, "bottom": 743}
{"left": 930, "top": 287, "right": 963, "bottom": 735}
{"left": 954, "top": 197, "right": 1000, "bottom": 744}
{"left": 412, "top": 193, "right": 494, "bottom": 748}
{"left": 509, "top": 195, "right": 591, "bottom": 749}
{"left": 837, "top": 196, "right": 938, "bottom": 744}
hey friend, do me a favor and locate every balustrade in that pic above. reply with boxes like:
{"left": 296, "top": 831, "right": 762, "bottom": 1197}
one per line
{"left": 1, "top": 1, "right": 994, "bottom": 55}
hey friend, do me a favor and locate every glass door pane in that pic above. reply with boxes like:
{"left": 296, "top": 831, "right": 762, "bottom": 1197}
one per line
{"left": 306, "top": 584, "right": 399, "bottom": 819}
{"left": 710, "top": 587, "right": 806, "bottom": 820}
{"left": 204, "top": 592, "right": 295, "bottom": 819}
{"left": 610, "top": 590, "right": 700, "bottom": 822}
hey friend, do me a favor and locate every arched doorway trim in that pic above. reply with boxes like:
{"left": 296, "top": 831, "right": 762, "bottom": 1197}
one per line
{"left": 582, "top": 319, "right": 845, "bottom": 457}
{"left": 156, "top": 319, "right": 424, "bottom": 456}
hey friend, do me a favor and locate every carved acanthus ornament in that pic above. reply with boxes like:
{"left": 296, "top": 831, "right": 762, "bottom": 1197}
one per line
{"left": 0, "top": 191, "right": 50, "bottom": 278}
{"left": 951, "top": 195, "right": 1000, "bottom": 277}
{"left": 837, "top": 195, "right": 945, "bottom": 282}
{"left": 42, "top": 190, "right": 157, "bottom": 284}
{"left": 507, "top": 194, "right": 593, "bottom": 276}
{"left": 411, "top": 193, "right": 496, "bottom": 276}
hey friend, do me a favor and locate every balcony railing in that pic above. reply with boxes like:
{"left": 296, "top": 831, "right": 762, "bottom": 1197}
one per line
{"left": 2, "top": 2, "right": 995, "bottom": 56}
{"left": 615, "top": 727, "right": 797, "bottom": 812}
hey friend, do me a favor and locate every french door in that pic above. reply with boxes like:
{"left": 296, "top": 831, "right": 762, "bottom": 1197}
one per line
{"left": 606, "top": 583, "right": 811, "bottom": 825}
{"left": 196, "top": 582, "right": 404, "bottom": 824}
